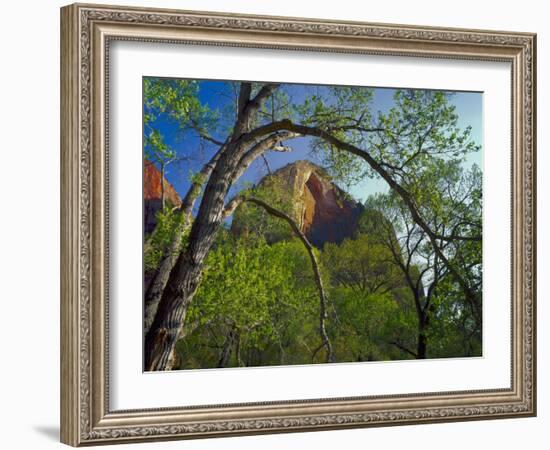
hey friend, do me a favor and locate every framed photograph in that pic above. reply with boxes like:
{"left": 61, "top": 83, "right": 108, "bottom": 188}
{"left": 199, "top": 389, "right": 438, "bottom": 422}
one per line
{"left": 60, "top": 3, "right": 536, "bottom": 446}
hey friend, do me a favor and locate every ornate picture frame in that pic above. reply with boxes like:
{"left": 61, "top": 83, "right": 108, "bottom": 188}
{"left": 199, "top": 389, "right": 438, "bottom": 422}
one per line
{"left": 60, "top": 3, "right": 536, "bottom": 446}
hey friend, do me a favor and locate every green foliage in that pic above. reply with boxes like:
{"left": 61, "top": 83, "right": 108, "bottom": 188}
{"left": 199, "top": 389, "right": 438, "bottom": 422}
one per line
{"left": 322, "top": 234, "right": 417, "bottom": 361}
{"left": 231, "top": 175, "right": 295, "bottom": 243}
{"left": 144, "top": 209, "right": 188, "bottom": 273}
{"left": 323, "top": 235, "right": 402, "bottom": 295}
{"left": 295, "top": 86, "right": 374, "bottom": 187}
{"left": 177, "top": 234, "right": 319, "bottom": 368}
{"left": 370, "top": 90, "right": 480, "bottom": 204}
{"left": 359, "top": 169, "right": 482, "bottom": 359}
{"left": 330, "top": 287, "right": 416, "bottom": 361}
{"left": 173, "top": 225, "right": 436, "bottom": 368}
{"left": 143, "top": 80, "right": 483, "bottom": 368}
{"left": 256, "top": 87, "right": 295, "bottom": 127}
{"left": 143, "top": 77, "right": 203, "bottom": 126}
{"left": 374, "top": 90, "right": 479, "bottom": 165}
{"left": 143, "top": 77, "right": 220, "bottom": 171}
{"left": 144, "top": 128, "right": 177, "bottom": 168}
{"left": 426, "top": 279, "right": 482, "bottom": 358}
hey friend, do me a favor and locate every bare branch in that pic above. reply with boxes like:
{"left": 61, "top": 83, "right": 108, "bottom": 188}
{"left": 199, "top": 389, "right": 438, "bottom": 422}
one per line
{"left": 240, "top": 119, "right": 480, "bottom": 316}
{"left": 227, "top": 196, "right": 334, "bottom": 363}
{"left": 260, "top": 154, "right": 272, "bottom": 175}
{"left": 388, "top": 340, "right": 418, "bottom": 358}
{"left": 144, "top": 146, "right": 224, "bottom": 334}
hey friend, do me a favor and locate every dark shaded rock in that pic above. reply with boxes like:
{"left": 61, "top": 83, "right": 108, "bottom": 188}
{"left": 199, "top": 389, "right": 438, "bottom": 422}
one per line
{"left": 233, "top": 160, "right": 363, "bottom": 247}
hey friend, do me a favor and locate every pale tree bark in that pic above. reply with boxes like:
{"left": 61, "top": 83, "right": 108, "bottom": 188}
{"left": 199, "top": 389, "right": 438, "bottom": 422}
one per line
{"left": 144, "top": 132, "right": 295, "bottom": 337}
{"left": 144, "top": 148, "right": 222, "bottom": 334}
{"left": 144, "top": 83, "right": 281, "bottom": 371}
{"left": 144, "top": 147, "right": 244, "bottom": 370}
{"left": 250, "top": 119, "right": 482, "bottom": 321}
{"left": 145, "top": 92, "right": 480, "bottom": 370}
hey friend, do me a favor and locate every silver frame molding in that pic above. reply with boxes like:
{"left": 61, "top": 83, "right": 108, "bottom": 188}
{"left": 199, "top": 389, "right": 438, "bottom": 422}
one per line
{"left": 60, "top": 3, "right": 536, "bottom": 446}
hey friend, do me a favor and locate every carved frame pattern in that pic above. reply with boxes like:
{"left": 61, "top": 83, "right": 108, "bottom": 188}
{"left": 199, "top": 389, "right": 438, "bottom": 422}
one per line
{"left": 60, "top": 3, "right": 536, "bottom": 446}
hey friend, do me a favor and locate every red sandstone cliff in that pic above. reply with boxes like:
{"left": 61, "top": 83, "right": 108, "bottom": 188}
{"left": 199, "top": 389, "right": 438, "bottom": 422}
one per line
{"left": 233, "top": 160, "right": 363, "bottom": 247}
{"left": 144, "top": 160, "right": 182, "bottom": 234}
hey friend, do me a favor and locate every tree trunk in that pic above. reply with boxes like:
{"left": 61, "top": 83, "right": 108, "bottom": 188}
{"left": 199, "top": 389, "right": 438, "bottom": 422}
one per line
{"left": 144, "top": 143, "right": 243, "bottom": 370}
{"left": 143, "top": 132, "right": 293, "bottom": 337}
{"left": 143, "top": 78, "right": 279, "bottom": 370}
{"left": 143, "top": 149, "right": 222, "bottom": 335}
{"left": 235, "top": 333, "right": 243, "bottom": 367}
{"left": 417, "top": 322, "right": 427, "bottom": 360}
{"left": 160, "top": 163, "right": 166, "bottom": 212}
{"left": 217, "top": 325, "right": 237, "bottom": 368}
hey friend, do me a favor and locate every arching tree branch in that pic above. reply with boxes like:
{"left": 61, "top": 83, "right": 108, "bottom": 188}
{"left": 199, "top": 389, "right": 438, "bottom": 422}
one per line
{"left": 225, "top": 195, "right": 335, "bottom": 363}
{"left": 241, "top": 119, "right": 480, "bottom": 318}
{"left": 144, "top": 131, "right": 297, "bottom": 335}
{"left": 232, "top": 132, "right": 296, "bottom": 183}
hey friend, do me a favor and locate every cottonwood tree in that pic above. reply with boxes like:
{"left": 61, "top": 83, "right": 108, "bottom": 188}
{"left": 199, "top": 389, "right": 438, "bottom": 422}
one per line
{"left": 226, "top": 195, "right": 334, "bottom": 363}
{"left": 179, "top": 234, "right": 320, "bottom": 368}
{"left": 361, "top": 157, "right": 482, "bottom": 358}
{"left": 321, "top": 233, "right": 414, "bottom": 362}
{"left": 143, "top": 78, "right": 206, "bottom": 210}
{"left": 144, "top": 81, "right": 481, "bottom": 370}
{"left": 361, "top": 193, "right": 448, "bottom": 359}
{"left": 144, "top": 81, "right": 302, "bottom": 370}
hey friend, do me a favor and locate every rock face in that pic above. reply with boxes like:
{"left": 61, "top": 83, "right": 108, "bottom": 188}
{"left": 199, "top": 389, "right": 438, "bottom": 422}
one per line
{"left": 143, "top": 160, "right": 181, "bottom": 234}
{"left": 235, "top": 160, "right": 363, "bottom": 248}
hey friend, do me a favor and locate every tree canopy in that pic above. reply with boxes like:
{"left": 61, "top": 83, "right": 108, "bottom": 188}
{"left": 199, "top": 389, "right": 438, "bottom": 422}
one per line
{"left": 142, "top": 78, "right": 483, "bottom": 370}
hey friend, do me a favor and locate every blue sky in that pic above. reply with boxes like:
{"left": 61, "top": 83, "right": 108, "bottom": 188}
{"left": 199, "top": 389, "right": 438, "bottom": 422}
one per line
{"left": 145, "top": 79, "right": 482, "bottom": 208}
